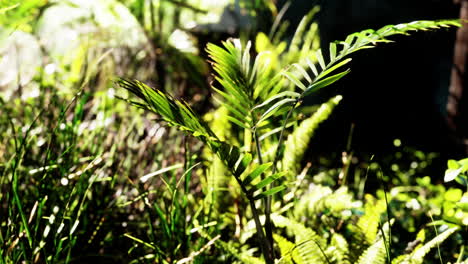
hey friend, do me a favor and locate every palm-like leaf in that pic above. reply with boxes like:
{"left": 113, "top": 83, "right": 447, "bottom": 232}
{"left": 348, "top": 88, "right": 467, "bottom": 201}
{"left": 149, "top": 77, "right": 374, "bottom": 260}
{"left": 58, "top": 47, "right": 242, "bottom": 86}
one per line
{"left": 207, "top": 39, "right": 292, "bottom": 130}
{"left": 118, "top": 79, "right": 216, "bottom": 139}
{"left": 281, "top": 19, "right": 460, "bottom": 100}
{"left": 117, "top": 79, "right": 286, "bottom": 203}
{"left": 118, "top": 78, "right": 287, "bottom": 262}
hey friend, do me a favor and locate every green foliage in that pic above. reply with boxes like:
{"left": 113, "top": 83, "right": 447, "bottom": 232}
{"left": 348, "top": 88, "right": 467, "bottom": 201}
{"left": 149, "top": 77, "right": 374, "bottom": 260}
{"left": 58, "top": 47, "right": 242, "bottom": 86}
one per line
{"left": 282, "top": 95, "right": 342, "bottom": 178}
{"left": 119, "top": 17, "right": 461, "bottom": 264}
{"left": 445, "top": 158, "right": 468, "bottom": 186}
{"left": 393, "top": 226, "right": 459, "bottom": 264}
{"left": 284, "top": 19, "right": 460, "bottom": 98}
{"left": 328, "top": 233, "right": 351, "bottom": 264}
{"left": 0, "top": 1, "right": 464, "bottom": 263}
{"left": 118, "top": 79, "right": 216, "bottom": 140}
{"left": 0, "top": 0, "right": 47, "bottom": 33}
{"left": 207, "top": 39, "right": 289, "bottom": 130}
{"left": 117, "top": 80, "right": 287, "bottom": 201}
{"left": 356, "top": 238, "right": 387, "bottom": 264}
{"left": 272, "top": 214, "right": 329, "bottom": 264}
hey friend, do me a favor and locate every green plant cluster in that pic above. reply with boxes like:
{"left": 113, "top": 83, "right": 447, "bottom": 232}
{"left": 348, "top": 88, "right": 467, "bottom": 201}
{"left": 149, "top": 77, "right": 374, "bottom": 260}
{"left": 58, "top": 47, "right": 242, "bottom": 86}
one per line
{"left": 0, "top": 1, "right": 466, "bottom": 264}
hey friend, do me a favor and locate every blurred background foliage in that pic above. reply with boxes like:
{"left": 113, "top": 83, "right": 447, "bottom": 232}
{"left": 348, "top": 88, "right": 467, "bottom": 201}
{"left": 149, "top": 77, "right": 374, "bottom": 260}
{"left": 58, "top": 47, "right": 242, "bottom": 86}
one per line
{"left": 0, "top": 0, "right": 466, "bottom": 263}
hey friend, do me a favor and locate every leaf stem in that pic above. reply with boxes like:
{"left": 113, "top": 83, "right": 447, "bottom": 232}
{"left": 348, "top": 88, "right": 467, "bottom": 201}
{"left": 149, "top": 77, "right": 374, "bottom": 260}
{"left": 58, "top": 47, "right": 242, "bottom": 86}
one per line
{"left": 271, "top": 99, "right": 300, "bottom": 175}
{"left": 264, "top": 99, "right": 300, "bottom": 261}
{"left": 234, "top": 174, "right": 274, "bottom": 264}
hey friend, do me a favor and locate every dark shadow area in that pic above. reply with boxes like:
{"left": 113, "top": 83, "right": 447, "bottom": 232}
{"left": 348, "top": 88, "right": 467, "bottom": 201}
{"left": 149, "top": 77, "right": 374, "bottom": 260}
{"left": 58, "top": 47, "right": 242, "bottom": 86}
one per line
{"left": 279, "top": 0, "right": 463, "bottom": 159}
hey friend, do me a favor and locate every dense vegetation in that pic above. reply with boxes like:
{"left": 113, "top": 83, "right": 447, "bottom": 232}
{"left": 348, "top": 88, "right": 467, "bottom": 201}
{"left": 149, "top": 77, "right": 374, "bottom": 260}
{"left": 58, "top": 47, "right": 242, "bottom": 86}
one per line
{"left": 0, "top": 1, "right": 467, "bottom": 263}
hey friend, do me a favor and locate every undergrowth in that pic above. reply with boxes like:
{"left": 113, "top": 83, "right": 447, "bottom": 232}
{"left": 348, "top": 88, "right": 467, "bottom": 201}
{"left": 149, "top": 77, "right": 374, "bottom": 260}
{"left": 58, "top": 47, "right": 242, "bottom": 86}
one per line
{"left": 0, "top": 1, "right": 466, "bottom": 263}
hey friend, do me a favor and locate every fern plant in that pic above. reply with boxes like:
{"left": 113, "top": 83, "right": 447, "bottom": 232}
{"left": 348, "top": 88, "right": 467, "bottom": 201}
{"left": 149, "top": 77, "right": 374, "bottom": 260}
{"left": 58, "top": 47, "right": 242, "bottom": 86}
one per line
{"left": 118, "top": 18, "right": 460, "bottom": 263}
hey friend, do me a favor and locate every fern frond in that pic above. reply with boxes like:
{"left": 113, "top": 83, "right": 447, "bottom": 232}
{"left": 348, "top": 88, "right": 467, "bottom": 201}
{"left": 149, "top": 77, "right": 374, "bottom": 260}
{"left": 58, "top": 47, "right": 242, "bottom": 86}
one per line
{"left": 281, "top": 95, "right": 342, "bottom": 178}
{"left": 118, "top": 78, "right": 290, "bottom": 263}
{"left": 348, "top": 194, "right": 387, "bottom": 262}
{"left": 394, "top": 226, "right": 459, "bottom": 264}
{"left": 292, "top": 186, "right": 356, "bottom": 233}
{"left": 359, "top": 195, "right": 387, "bottom": 244}
{"left": 197, "top": 229, "right": 265, "bottom": 264}
{"left": 285, "top": 6, "right": 321, "bottom": 65}
{"left": 284, "top": 19, "right": 460, "bottom": 98}
{"left": 356, "top": 220, "right": 393, "bottom": 264}
{"left": 356, "top": 238, "right": 387, "bottom": 264}
{"left": 275, "top": 234, "right": 295, "bottom": 264}
{"left": 272, "top": 214, "right": 329, "bottom": 264}
{"left": 327, "top": 233, "right": 352, "bottom": 264}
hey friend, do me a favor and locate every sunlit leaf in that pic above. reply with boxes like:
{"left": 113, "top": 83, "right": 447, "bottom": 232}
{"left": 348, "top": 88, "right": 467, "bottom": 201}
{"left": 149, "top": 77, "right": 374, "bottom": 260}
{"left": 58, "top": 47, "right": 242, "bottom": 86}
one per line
{"left": 304, "top": 70, "right": 350, "bottom": 96}
{"left": 292, "top": 63, "right": 311, "bottom": 83}
{"left": 254, "top": 185, "right": 286, "bottom": 200}
{"left": 282, "top": 71, "right": 307, "bottom": 90}
{"left": 315, "top": 49, "right": 325, "bottom": 70}
{"left": 243, "top": 163, "right": 272, "bottom": 186}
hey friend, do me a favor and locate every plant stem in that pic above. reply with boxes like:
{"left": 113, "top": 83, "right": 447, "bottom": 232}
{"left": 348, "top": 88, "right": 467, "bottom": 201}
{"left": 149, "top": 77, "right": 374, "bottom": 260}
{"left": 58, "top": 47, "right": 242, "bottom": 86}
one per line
{"left": 271, "top": 100, "right": 300, "bottom": 175}
{"left": 263, "top": 99, "right": 300, "bottom": 262}
{"left": 233, "top": 171, "right": 274, "bottom": 264}
{"left": 253, "top": 129, "right": 276, "bottom": 258}
{"left": 248, "top": 194, "right": 275, "bottom": 264}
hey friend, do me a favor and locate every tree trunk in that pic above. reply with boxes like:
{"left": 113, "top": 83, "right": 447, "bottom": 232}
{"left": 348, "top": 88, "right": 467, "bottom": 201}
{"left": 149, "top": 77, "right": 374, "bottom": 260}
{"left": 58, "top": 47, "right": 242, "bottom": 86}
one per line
{"left": 447, "top": 0, "right": 468, "bottom": 154}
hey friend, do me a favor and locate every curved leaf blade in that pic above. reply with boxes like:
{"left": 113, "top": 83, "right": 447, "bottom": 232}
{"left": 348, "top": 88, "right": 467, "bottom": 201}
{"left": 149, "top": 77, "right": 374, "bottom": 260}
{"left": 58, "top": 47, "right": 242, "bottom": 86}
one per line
{"left": 243, "top": 163, "right": 272, "bottom": 186}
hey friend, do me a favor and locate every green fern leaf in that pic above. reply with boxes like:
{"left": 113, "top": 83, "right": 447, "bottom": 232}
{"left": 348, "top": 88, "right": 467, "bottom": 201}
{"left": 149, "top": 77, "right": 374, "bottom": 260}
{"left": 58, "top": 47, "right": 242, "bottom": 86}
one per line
{"left": 250, "top": 171, "right": 287, "bottom": 193}
{"left": 118, "top": 79, "right": 216, "bottom": 140}
{"left": 356, "top": 239, "right": 387, "bottom": 264}
{"left": 359, "top": 195, "right": 387, "bottom": 244}
{"left": 356, "top": 220, "right": 393, "bottom": 264}
{"left": 328, "top": 233, "right": 352, "bottom": 264}
{"left": 394, "top": 226, "right": 459, "bottom": 264}
{"left": 282, "top": 95, "right": 342, "bottom": 178}
{"left": 282, "top": 71, "right": 308, "bottom": 91}
{"left": 272, "top": 214, "right": 328, "bottom": 264}
{"left": 254, "top": 185, "right": 287, "bottom": 200}
{"left": 242, "top": 163, "right": 273, "bottom": 186}
{"left": 348, "top": 194, "right": 387, "bottom": 263}
{"left": 274, "top": 234, "right": 295, "bottom": 264}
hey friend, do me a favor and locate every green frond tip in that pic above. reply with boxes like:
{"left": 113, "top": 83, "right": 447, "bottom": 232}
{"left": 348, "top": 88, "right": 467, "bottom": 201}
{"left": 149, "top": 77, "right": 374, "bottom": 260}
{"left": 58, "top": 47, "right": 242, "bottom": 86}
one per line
{"left": 282, "top": 95, "right": 342, "bottom": 178}
{"left": 117, "top": 78, "right": 217, "bottom": 141}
